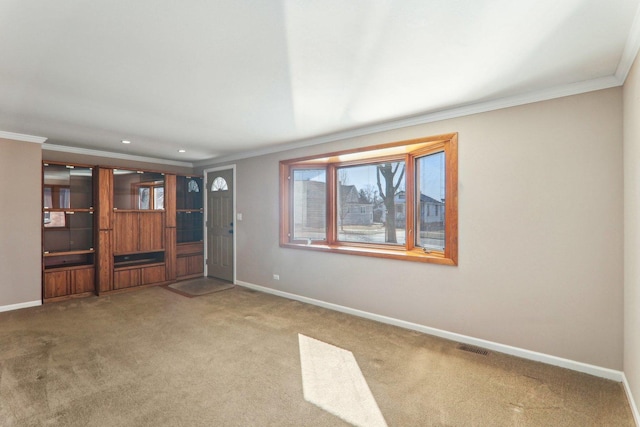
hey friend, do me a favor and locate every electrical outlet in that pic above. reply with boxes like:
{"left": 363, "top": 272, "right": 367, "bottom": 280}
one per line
{"left": 273, "top": 274, "right": 280, "bottom": 280}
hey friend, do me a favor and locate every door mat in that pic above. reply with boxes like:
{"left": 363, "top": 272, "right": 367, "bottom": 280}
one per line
{"left": 165, "top": 277, "right": 235, "bottom": 298}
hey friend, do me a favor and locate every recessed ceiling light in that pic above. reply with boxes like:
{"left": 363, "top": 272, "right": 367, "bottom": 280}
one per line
{"left": 121, "top": 140, "right": 131, "bottom": 144}
{"left": 178, "top": 149, "right": 186, "bottom": 153}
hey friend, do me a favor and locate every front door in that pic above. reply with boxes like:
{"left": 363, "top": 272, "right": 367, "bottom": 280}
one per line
{"left": 206, "top": 169, "right": 234, "bottom": 282}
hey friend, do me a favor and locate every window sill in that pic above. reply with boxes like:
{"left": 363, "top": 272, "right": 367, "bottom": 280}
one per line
{"left": 280, "top": 242, "right": 456, "bottom": 265}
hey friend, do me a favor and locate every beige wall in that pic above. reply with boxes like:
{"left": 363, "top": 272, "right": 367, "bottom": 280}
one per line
{"left": 624, "top": 55, "right": 640, "bottom": 415}
{"left": 0, "top": 139, "right": 42, "bottom": 306}
{"left": 200, "top": 88, "right": 624, "bottom": 369}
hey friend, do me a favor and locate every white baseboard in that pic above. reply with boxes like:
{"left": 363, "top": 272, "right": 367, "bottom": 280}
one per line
{"left": 0, "top": 300, "right": 41, "bottom": 313}
{"left": 623, "top": 374, "right": 640, "bottom": 426}
{"left": 236, "top": 280, "right": 624, "bottom": 382}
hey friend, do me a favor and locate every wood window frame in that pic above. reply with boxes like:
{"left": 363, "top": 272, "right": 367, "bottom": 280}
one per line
{"left": 280, "top": 133, "right": 458, "bottom": 265}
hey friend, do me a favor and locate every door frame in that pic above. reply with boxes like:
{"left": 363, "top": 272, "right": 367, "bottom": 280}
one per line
{"left": 203, "top": 164, "right": 237, "bottom": 283}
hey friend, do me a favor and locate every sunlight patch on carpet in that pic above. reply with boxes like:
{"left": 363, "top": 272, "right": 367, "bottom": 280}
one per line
{"left": 298, "top": 334, "right": 387, "bottom": 427}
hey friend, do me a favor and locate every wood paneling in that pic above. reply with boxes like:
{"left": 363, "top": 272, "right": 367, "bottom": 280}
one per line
{"left": 165, "top": 228, "right": 176, "bottom": 281}
{"left": 189, "top": 255, "right": 204, "bottom": 275}
{"left": 71, "top": 267, "right": 95, "bottom": 294}
{"left": 96, "top": 168, "right": 113, "bottom": 230}
{"left": 176, "top": 257, "right": 189, "bottom": 277}
{"left": 44, "top": 270, "right": 68, "bottom": 298}
{"left": 114, "top": 212, "right": 138, "bottom": 253}
{"left": 97, "top": 230, "right": 113, "bottom": 293}
{"left": 164, "top": 174, "right": 176, "bottom": 228}
{"left": 113, "top": 269, "right": 140, "bottom": 290}
{"left": 139, "top": 212, "right": 164, "bottom": 251}
{"left": 177, "top": 254, "right": 204, "bottom": 278}
{"left": 141, "top": 265, "right": 166, "bottom": 285}
{"left": 176, "top": 241, "right": 203, "bottom": 256}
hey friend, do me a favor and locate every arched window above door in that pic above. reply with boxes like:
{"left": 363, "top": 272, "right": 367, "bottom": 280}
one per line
{"left": 211, "top": 176, "right": 229, "bottom": 191}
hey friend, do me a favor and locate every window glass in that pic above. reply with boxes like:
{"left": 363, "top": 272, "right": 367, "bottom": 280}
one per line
{"left": 211, "top": 177, "right": 228, "bottom": 191}
{"left": 416, "top": 151, "right": 445, "bottom": 250}
{"left": 292, "top": 169, "right": 326, "bottom": 241}
{"left": 336, "top": 162, "right": 406, "bottom": 244}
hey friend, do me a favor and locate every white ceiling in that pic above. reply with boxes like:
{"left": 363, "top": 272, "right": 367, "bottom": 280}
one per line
{"left": 1, "top": 0, "right": 639, "bottom": 165}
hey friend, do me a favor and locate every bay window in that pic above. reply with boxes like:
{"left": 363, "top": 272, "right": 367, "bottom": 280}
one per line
{"left": 280, "top": 133, "right": 458, "bottom": 265}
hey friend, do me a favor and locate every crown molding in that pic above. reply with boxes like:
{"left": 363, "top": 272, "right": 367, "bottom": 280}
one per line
{"left": 0, "top": 131, "right": 47, "bottom": 144}
{"left": 616, "top": 2, "right": 640, "bottom": 82}
{"left": 42, "top": 143, "right": 194, "bottom": 168}
{"left": 194, "top": 74, "right": 621, "bottom": 168}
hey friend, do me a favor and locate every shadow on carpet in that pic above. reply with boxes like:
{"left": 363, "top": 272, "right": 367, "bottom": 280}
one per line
{"left": 164, "top": 277, "right": 235, "bottom": 298}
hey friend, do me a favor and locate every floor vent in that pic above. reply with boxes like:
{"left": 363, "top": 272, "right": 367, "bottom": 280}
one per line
{"left": 458, "top": 344, "right": 489, "bottom": 356}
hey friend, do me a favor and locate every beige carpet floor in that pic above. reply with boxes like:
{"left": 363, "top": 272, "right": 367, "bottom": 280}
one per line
{"left": 166, "top": 277, "right": 235, "bottom": 297}
{"left": 0, "top": 286, "right": 634, "bottom": 426}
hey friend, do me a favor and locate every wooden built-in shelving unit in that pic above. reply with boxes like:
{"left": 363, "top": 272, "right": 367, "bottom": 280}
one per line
{"left": 42, "top": 164, "right": 205, "bottom": 302}
{"left": 42, "top": 163, "right": 96, "bottom": 302}
{"left": 176, "top": 175, "right": 204, "bottom": 280}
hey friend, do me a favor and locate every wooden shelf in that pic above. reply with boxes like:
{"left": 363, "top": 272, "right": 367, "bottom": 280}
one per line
{"left": 42, "top": 162, "right": 96, "bottom": 301}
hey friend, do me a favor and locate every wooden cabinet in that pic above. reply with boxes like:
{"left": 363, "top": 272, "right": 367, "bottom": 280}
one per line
{"left": 114, "top": 264, "right": 166, "bottom": 290}
{"left": 113, "top": 211, "right": 164, "bottom": 253}
{"left": 176, "top": 176, "right": 204, "bottom": 280}
{"left": 176, "top": 242, "right": 204, "bottom": 279}
{"left": 113, "top": 268, "right": 140, "bottom": 290}
{"left": 43, "top": 164, "right": 199, "bottom": 300}
{"left": 105, "top": 169, "right": 170, "bottom": 292}
{"left": 44, "top": 270, "right": 67, "bottom": 299}
{"left": 44, "top": 266, "right": 95, "bottom": 300}
{"left": 42, "top": 162, "right": 96, "bottom": 302}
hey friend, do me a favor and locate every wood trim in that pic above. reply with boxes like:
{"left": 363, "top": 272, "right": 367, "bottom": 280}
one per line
{"left": 279, "top": 162, "right": 291, "bottom": 244}
{"left": 165, "top": 227, "right": 176, "bottom": 281}
{"left": 444, "top": 133, "right": 458, "bottom": 265}
{"left": 97, "top": 230, "right": 113, "bottom": 293}
{"left": 96, "top": 167, "right": 113, "bottom": 230}
{"left": 404, "top": 153, "right": 416, "bottom": 251}
{"left": 43, "top": 249, "right": 94, "bottom": 257}
{"left": 280, "top": 133, "right": 456, "bottom": 165}
{"left": 327, "top": 164, "right": 337, "bottom": 243}
{"left": 165, "top": 174, "right": 176, "bottom": 228}
{"left": 280, "top": 242, "right": 455, "bottom": 265}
